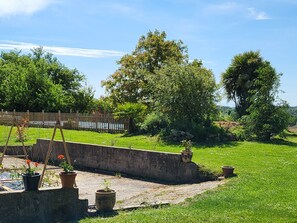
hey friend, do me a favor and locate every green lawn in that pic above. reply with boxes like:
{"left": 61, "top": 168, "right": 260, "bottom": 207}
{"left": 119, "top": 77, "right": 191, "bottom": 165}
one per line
{"left": 1, "top": 125, "right": 297, "bottom": 222}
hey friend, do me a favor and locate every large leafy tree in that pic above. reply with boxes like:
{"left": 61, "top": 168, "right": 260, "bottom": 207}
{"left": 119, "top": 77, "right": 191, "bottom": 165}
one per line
{"left": 222, "top": 51, "right": 289, "bottom": 140}
{"left": 0, "top": 48, "right": 94, "bottom": 112}
{"left": 151, "top": 60, "right": 217, "bottom": 132}
{"left": 243, "top": 62, "right": 290, "bottom": 140}
{"left": 102, "top": 30, "right": 188, "bottom": 104}
{"left": 222, "top": 51, "right": 264, "bottom": 117}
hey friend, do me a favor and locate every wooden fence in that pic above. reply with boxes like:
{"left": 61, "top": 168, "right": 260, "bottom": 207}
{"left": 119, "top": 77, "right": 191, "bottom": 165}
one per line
{"left": 0, "top": 110, "right": 129, "bottom": 133}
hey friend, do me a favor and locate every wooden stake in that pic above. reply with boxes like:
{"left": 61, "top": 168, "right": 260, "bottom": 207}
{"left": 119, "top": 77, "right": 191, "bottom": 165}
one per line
{"left": 0, "top": 118, "right": 28, "bottom": 165}
{"left": 39, "top": 116, "right": 76, "bottom": 188}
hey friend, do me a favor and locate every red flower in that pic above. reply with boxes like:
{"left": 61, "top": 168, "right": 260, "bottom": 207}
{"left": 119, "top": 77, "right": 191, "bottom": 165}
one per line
{"left": 58, "top": 154, "right": 65, "bottom": 160}
{"left": 26, "top": 159, "right": 31, "bottom": 165}
{"left": 34, "top": 162, "right": 39, "bottom": 167}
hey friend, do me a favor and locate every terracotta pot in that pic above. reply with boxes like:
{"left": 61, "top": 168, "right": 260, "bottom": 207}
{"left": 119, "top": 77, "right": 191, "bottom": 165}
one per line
{"left": 95, "top": 189, "right": 116, "bottom": 211}
{"left": 22, "top": 173, "right": 41, "bottom": 191}
{"left": 181, "top": 149, "right": 193, "bottom": 163}
{"left": 222, "top": 166, "right": 235, "bottom": 178}
{"left": 59, "top": 172, "right": 77, "bottom": 188}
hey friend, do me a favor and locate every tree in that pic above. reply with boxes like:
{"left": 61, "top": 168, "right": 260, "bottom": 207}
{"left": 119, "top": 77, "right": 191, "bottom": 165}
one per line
{"left": 222, "top": 51, "right": 264, "bottom": 117}
{"left": 151, "top": 60, "right": 217, "bottom": 134}
{"left": 242, "top": 62, "right": 290, "bottom": 140}
{"left": 0, "top": 48, "right": 95, "bottom": 112}
{"left": 223, "top": 51, "right": 289, "bottom": 141}
{"left": 102, "top": 30, "right": 188, "bottom": 105}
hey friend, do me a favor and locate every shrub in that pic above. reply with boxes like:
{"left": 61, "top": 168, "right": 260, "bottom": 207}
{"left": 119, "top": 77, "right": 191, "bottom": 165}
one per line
{"left": 140, "top": 112, "right": 168, "bottom": 135}
{"left": 167, "top": 129, "right": 194, "bottom": 142}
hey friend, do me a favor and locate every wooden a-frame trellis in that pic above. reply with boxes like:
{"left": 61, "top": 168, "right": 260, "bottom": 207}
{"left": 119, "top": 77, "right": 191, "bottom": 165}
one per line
{"left": 0, "top": 117, "right": 28, "bottom": 168}
{"left": 39, "top": 114, "right": 74, "bottom": 187}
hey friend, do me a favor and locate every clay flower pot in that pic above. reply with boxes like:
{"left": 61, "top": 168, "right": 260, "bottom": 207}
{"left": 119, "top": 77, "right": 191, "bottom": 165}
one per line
{"left": 222, "top": 166, "right": 235, "bottom": 178}
{"left": 59, "top": 172, "right": 77, "bottom": 188}
{"left": 95, "top": 189, "right": 116, "bottom": 211}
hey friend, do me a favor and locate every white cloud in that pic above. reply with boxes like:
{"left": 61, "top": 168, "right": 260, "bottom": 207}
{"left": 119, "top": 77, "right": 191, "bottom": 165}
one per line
{"left": 204, "top": 2, "right": 240, "bottom": 14}
{"left": 0, "top": 0, "right": 56, "bottom": 18}
{"left": 248, "top": 7, "right": 271, "bottom": 20}
{"left": 204, "top": 2, "right": 271, "bottom": 21}
{"left": 0, "top": 41, "right": 126, "bottom": 58}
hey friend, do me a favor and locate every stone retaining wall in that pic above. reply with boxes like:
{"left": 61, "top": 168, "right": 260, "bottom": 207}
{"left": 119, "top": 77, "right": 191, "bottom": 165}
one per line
{"left": 2, "top": 140, "right": 202, "bottom": 183}
{"left": 0, "top": 188, "right": 88, "bottom": 223}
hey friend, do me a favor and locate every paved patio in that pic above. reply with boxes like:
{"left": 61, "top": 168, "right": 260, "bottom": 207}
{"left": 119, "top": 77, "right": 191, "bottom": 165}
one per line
{"left": 1, "top": 157, "right": 223, "bottom": 209}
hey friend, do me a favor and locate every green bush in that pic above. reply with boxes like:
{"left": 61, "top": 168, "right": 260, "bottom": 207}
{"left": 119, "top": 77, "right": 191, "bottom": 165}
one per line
{"left": 167, "top": 129, "right": 194, "bottom": 142}
{"left": 140, "top": 112, "right": 168, "bottom": 135}
{"left": 229, "top": 125, "right": 246, "bottom": 141}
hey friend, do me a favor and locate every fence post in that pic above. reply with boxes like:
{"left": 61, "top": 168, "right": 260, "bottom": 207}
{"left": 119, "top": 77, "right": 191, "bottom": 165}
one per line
{"left": 95, "top": 113, "right": 98, "bottom": 131}
{"left": 42, "top": 110, "right": 45, "bottom": 127}
{"left": 107, "top": 113, "right": 110, "bottom": 133}
{"left": 58, "top": 110, "right": 61, "bottom": 123}
{"left": 76, "top": 111, "right": 79, "bottom": 129}
{"left": 26, "top": 110, "right": 30, "bottom": 122}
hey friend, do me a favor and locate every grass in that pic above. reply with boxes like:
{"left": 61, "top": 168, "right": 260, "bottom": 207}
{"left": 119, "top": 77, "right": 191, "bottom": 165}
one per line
{"left": 0, "top": 125, "right": 182, "bottom": 153}
{"left": 1, "top": 125, "right": 297, "bottom": 222}
{"left": 80, "top": 136, "right": 297, "bottom": 223}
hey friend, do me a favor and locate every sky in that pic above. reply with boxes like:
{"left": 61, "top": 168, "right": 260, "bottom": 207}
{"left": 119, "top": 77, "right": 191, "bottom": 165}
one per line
{"left": 0, "top": 0, "right": 296, "bottom": 106}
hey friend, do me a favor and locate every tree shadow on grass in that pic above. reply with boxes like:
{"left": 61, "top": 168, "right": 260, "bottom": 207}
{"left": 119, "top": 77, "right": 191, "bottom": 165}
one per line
{"left": 264, "top": 138, "right": 297, "bottom": 147}
{"left": 120, "top": 132, "right": 297, "bottom": 148}
{"left": 120, "top": 132, "right": 240, "bottom": 149}
{"left": 194, "top": 140, "right": 239, "bottom": 149}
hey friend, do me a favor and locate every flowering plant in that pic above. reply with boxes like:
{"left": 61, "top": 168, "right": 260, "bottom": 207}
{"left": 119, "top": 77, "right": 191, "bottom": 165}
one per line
{"left": 181, "top": 139, "right": 192, "bottom": 151}
{"left": 57, "top": 154, "right": 74, "bottom": 173}
{"left": 23, "top": 159, "right": 39, "bottom": 176}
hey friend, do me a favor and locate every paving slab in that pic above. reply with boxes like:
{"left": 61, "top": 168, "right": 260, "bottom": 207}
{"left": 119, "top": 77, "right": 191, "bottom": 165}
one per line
{"left": 1, "top": 157, "right": 223, "bottom": 209}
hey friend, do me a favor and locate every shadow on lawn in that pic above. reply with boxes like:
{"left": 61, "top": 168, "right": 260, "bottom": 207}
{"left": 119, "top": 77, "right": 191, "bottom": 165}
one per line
{"left": 120, "top": 132, "right": 297, "bottom": 148}
{"left": 87, "top": 210, "right": 119, "bottom": 219}
{"left": 266, "top": 138, "right": 297, "bottom": 147}
{"left": 121, "top": 133, "right": 240, "bottom": 149}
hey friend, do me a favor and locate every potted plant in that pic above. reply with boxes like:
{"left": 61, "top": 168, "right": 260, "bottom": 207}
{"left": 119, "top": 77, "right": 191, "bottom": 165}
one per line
{"left": 180, "top": 140, "right": 193, "bottom": 163}
{"left": 95, "top": 179, "right": 116, "bottom": 212}
{"left": 222, "top": 165, "right": 235, "bottom": 178}
{"left": 57, "top": 154, "right": 76, "bottom": 188}
{"left": 22, "top": 159, "right": 40, "bottom": 191}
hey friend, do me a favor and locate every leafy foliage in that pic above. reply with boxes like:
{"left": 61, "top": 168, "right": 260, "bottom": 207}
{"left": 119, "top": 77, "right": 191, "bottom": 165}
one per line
{"left": 113, "top": 102, "right": 147, "bottom": 133}
{"left": 102, "top": 30, "right": 188, "bottom": 105}
{"left": 57, "top": 154, "right": 74, "bottom": 173}
{"left": 140, "top": 112, "right": 169, "bottom": 135}
{"left": 222, "top": 51, "right": 265, "bottom": 117}
{"left": 288, "top": 106, "right": 297, "bottom": 126}
{"left": 222, "top": 51, "right": 290, "bottom": 141}
{"left": 150, "top": 60, "right": 217, "bottom": 139}
{"left": 0, "top": 48, "right": 95, "bottom": 112}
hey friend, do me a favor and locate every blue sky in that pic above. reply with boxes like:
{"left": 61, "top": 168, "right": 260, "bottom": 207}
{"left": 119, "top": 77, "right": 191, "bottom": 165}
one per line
{"left": 0, "top": 0, "right": 296, "bottom": 106}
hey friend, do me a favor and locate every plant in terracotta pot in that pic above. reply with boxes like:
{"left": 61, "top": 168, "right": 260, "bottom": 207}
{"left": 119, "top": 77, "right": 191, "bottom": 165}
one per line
{"left": 95, "top": 179, "right": 116, "bottom": 212}
{"left": 222, "top": 165, "right": 235, "bottom": 178}
{"left": 57, "top": 154, "right": 76, "bottom": 188}
{"left": 22, "top": 159, "right": 40, "bottom": 191}
{"left": 180, "top": 139, "right": 193, "bottom": 163}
